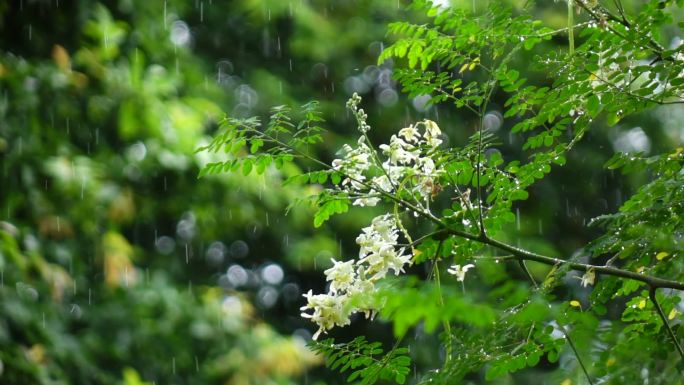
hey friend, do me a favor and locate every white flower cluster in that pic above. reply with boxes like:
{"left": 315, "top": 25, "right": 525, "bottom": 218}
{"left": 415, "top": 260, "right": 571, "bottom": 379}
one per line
{"left": 301, "top": 214, "right": 411, "bottom": 339}
{"left": 333, "top": 94, "right": 445, "bottom": 207}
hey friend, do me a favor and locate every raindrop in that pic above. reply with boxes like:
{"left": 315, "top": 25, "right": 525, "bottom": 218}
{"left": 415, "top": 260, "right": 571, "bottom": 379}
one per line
{"left": 282, "top": 282, "right": 300, "bottom": 302}
{"left": 222, "top": 295, "right": 243, "bottom": 316}
{"left": 170, "top": 20, "right": 190, "bottom": 46}
{"left": 412, "top": 94, "right": 432, "bottom": 112}
{"left": 156, "top": 236, "right": 176, "bottom": 254}
{"left": 127, "top": 142, "right": 147, "bottom": 162}
{"left": 377, "top": 68, "right": 393, "bottom": 87}
{"left": 377, "top": 88, "right": 398, "bottom": 107}
{"left": 206, "top": 241, "right": 226, "bottom": 265}
{"left": 70, "top": 304, "right": 82, "bottom": 319}
{"left": 343, "top": 76, "right": 370, "bottom": 95}
{"left": 483, "top": 111, "right": 503, "bottom": 132}
{"left": 261, "top": 263, "right": 284, "bottom": 285}
{"left": 235, "top": 84, "right": 258, "bottom": 109}
{"left": 310, "top": 62, "right": 328, "bottom": 80}
{"left": 176, "top": 212, "right": 197, "bottom": 240}
{"left": 362, "top": 65, "right": 379, "bottom": 83}
{"left": 257, "top": 286, "right": 279, "bottom": 308}
{"left": 227, "top": 265, "right": 248, "bottom": 286}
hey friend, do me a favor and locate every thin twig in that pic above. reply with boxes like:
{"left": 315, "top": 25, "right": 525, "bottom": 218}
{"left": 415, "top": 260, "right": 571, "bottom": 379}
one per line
{"left": 517, "top": 260, "right": 594, "bottom": 385}
{"left": 648, "top": 286, "right": 684, "bottom": 361}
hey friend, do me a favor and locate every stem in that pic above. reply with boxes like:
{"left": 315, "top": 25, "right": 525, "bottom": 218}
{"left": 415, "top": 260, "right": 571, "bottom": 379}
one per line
{"left": 649, "top": 287, "right": 684, "bottom": 361}
{"left": 574, "top": 0, "right": 667, "bottom": 59}
{"left": 379, "top": 193, "right": 684, "bottom": 291}
{"left": 436, "top": 228, "right": 684, "bottom": 291}
{"left": 568, "top": 0, "right": 575, "bottom": 54}
{"left": 517, "top": 260, "right": 594, "bottom": 385}
{"left": 564, "top": 330, "right": 594, "bottom": 385}
{"left": 432, "top": 250, "right": 453, "bottom": 362}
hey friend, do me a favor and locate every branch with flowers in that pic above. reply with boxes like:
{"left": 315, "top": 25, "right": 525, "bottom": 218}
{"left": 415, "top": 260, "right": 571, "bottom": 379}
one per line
{"left": 199, "top": 2, "right": 684, "bottom": 383}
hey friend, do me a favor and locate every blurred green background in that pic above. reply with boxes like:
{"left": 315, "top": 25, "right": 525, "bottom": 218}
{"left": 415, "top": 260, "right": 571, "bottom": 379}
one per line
{"left": 1, "top": 1, "right": 682, "bottom": 384}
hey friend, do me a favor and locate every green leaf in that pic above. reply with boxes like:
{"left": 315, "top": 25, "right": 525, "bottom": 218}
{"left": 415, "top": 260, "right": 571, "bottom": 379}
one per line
{"left": 242, "top": 159, "right": 253, "bottom": 176}
{"left": 586, "top": 94, "right": 600, "bottom": 118}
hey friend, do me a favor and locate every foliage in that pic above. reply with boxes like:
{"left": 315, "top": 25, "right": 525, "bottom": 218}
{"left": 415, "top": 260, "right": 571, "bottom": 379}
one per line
{"left": 0, "top": 0, "right": 395, "bottom": 383}
{"left": 309, "top": 337, "right": 411, "bottom": 384}
{"left": 202, "top": 1, "right": 684, "bottom": 384}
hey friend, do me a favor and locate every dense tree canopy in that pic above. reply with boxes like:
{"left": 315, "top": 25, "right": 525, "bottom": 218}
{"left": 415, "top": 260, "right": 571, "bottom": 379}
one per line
{"left": 2, "top": 1, "right": 684, "bottom": 385}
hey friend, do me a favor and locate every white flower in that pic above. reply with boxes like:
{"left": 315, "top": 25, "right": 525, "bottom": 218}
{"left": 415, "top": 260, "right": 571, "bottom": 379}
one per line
{"left": 447, "top": 263, "right": 475, "bottom": 282}
{"left": 372, "top": 175, "right": 394, "bottom": 192}
{"left": 324, "top": 259, "right": 357, "bottom": 294}
{"left": 380, "top": 135, "right": 418, "bottom": 165}
{"left": 580, "top": 268, "right": 596, "bottom": 287}
{"left": 416, "top": 177, "right": 435, "bottom": 199}
{"left": 423, "top": 120, "right": 443, "bottom": 148}
{"left": 398, "top": 125, "right": 421, "bottom": 142}
{"left": 418, "top": 157, "right": 436, "bottom": 175}
{"left": 300, "top": 291, "right": 352, "bottom": 340}
{"left": 332, "top": 141, "right": 373, "bottom": 191}
{"left": 359, "top": 244, "right": 411, "bottom": 280}
{"left": 353, "top": 197, "right": 381, "bottom": 207}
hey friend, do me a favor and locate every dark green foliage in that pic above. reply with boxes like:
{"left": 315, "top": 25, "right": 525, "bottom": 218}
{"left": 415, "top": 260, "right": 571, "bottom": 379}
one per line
{"left": 309, "top": 337, "right": 411, "bottom": 385}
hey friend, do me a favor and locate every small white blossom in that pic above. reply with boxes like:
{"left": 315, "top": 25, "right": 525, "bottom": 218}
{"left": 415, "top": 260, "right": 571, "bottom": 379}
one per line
{"left": 353, "top": 197, "right": 381, "bottom": 207}
{"left": 580, "top": 268, "right": 596, "bottom": 287}
{"left": 332, "top": 142, "right": 373, "bottom": 190}
{"left": 324, "top": 259, "right": 357, "bottom": 294}
{"left": 379, "top": 135, "right": 419, "bottom": 165}
{"left": 423, "top": 120, "right": 443, "bottom": 148}
{"left": 398, "top": 125, "right": 421, "bottom": 142}
{"left": 372, "top": 175, "right": 394, "bottom": 192}
{"left": 447, "top": 263, "right": 475, "bottom": 282}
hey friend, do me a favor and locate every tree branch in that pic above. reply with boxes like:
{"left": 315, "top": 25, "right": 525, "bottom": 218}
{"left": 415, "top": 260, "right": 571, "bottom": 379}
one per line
{"left": 427, "top": 224, "right": 684, "bottom": 291}
{"left": 649, "top": 287, "right": 684, "bottom": 361}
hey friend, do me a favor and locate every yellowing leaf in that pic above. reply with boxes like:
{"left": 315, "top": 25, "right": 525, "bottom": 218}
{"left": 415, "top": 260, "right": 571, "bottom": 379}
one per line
{"left": 638, "top": 299, "right": 647, "bottom": 309}
{"left": 459, "top": 63, "right": 469, "bottom": 73}
{"left": 669, "top": 308, "right": 679, "bottom": 320}
{"left": 560, "top": 379, "right": 572, "bottom": 385}
{"left": 656, "top": 252, "right": 669, "bottom": 261}
{"left": 52, "top": 44, "right": 71, "bottom": 71}
{"left": 606, "top": 357, "right": 616, "bottom": 366}
{"left": 569, "top": 300, "right": 581, "bottom": 308}
{"left": 103, "top": 231, "right": 138, "bottom": 288}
